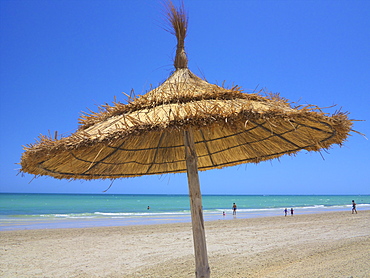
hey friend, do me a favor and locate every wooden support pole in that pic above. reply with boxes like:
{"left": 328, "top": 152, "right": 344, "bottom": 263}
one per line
{"left": 184, "top": 129, "right": 210, "bottom": 278}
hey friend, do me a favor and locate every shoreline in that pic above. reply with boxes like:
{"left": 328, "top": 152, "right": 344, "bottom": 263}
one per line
{"left": 1, "top": 206, "right": 368, "bottom": 232}
{"left": 1, "top": 210, "right": 369, "bottom": 277}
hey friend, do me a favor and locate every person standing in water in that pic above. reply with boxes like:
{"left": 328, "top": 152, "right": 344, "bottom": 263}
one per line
{"left": 232, "top": 203, "right": 237, "bottom": 215}
{"left": 352, "top": 200, "right": 357, "bottom": 214}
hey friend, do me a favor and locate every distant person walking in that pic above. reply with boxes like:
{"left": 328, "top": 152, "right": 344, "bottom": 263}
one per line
{"left": 284, "top": 208, "right": 288, "bottom": 216}
{"left": 232, "top": 203, "right": 237, "bottom": 215}
{"left": 352, "top": 200, "right": 357, "bottom": 214}
{"left": 290, "top": 208, "right": 294, "bottom": 216}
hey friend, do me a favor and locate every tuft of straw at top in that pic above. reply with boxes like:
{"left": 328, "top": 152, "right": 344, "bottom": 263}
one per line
{"left": 165, "top": 1, "right": 188, "bottom": 69}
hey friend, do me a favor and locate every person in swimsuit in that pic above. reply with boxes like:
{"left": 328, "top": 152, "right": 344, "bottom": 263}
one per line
{"left": 352, "top": 200, "right": 357, "bottom": 214}
{"left": 232, "top": 203, "right": 237, "bottom": 215}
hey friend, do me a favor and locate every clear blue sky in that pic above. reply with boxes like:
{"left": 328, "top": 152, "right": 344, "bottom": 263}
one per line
{"left": 1, "top": 0, "right": 369, "bottom": 195}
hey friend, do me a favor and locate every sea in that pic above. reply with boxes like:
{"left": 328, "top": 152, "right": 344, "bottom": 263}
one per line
{"left": 1, "top": 193, "right": 369, "bottom": 231}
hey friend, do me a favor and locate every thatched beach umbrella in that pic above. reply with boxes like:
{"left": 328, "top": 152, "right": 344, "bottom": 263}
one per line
{"left": 20, "top": 3, "right": 353, "bottom": 278}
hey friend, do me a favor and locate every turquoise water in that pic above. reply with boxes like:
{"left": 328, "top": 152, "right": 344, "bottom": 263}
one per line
{"left": 1, "top": 194, "right": 369, "bottom": 231}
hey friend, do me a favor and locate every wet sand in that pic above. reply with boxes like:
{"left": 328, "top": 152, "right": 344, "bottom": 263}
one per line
{"left": 1, "top": 210, "right": 369, "bottom": 277}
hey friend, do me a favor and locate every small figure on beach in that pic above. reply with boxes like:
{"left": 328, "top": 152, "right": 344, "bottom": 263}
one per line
{"left": 223, "top": 211, "right": 225, "bottom": 217}
{"left": 352, "top": 200, "right": 357, "bottom": 214}
{"left": 290, "top": 208, "right": 294, "bottom": 216}
{"left": 232, "top": 203, "right": 237, "bottom": 215}
{"left": 147, "top": 206, "right": 150, "bottom": 210}
{"left": 284, "top": 208, "right": 288, "bottom": 216}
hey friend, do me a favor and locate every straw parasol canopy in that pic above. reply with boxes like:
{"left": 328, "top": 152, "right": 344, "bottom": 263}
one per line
{"left": 21, "top": 73, "right": 352, "bottom": 179}
{"left": 20, "top": 2, "right": 353, "bottom": 278}
{"left": 20, "top": 66, "right": 352, "bottom": 180}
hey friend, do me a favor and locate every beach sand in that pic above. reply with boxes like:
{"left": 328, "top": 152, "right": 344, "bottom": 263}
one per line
{"left": 1, "top": 210, "right": 369, "bottom": 277}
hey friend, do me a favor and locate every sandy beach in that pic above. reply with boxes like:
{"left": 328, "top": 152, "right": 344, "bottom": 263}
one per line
{"left": 1, "top": 210, "right": 369, "bottom": 277}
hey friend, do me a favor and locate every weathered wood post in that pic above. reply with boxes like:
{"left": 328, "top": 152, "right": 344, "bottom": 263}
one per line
{"left": 184, "top": 129, "right": 211, "bottom": 278}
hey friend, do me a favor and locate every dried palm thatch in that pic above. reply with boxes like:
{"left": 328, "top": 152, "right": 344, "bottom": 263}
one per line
{"left": 20, "top": 4, "right": 353, "bottom": 181}
{"left": 20, "top": 69, "right": 352, "bottom": 180}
